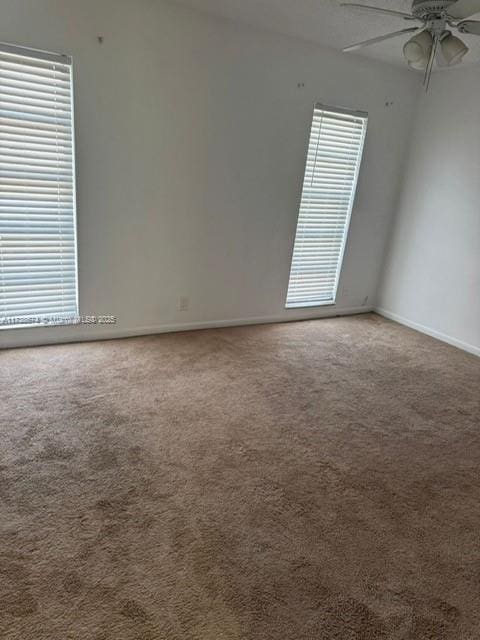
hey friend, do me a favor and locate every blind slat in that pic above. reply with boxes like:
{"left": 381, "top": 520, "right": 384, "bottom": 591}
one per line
{"left": 286, "top": 106, "right": 367, "bottom": 308}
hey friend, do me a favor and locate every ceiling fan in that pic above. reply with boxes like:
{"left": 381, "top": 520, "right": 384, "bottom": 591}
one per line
{"left": 341, "top": 0, "right": 480, "bottom": 88}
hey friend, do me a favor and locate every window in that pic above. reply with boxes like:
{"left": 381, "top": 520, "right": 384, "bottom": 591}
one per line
{"left": 0, "top": 43, "right": 78, "bottom": 328}
{"left": 286, "top": 104, "right": 367, "bottom": 308}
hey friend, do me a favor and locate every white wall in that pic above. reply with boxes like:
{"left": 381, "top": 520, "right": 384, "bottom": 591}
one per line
{"left": 0, "top": 0, "right": 419, "bottom": 348}
{"left": 377, "top": 67, "right": 480, "bottom": 357}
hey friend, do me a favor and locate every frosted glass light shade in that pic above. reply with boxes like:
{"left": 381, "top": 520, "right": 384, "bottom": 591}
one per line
{"left": 441, "top": 34, "right": 468, "bottom": 65}
{"left": 403, "top": 31, "right": 433, "bottom": 63}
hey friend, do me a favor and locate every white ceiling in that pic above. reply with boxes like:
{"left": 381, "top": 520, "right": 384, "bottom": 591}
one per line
{"left": 170, "top": 0, "right": 480, "bottom": 68}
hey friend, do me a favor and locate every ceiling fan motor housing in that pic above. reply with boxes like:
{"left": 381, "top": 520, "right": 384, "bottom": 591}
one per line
{"left": 411, "top": 0, "right": 456, "bottom": 19}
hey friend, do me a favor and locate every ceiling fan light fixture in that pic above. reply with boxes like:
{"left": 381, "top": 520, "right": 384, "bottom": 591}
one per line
{"left": 440, "top": 33, "right": 469, "bottom": 65}
{"left": 403, "top": 30, "right": 433, "bottom": 63}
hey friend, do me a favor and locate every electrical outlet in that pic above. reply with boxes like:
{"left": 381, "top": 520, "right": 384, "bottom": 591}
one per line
{"left": 179, "top": 296, "right": 189, "bottom": 312}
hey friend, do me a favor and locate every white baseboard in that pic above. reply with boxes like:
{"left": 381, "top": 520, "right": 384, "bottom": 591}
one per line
{"left": 375, "top": 307, "right": 480, "bottom": 358}
{"left": 2, "top": 306, "right": 373, "bottom": 350}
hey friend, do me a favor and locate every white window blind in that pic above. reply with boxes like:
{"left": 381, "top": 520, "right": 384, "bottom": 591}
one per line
{"left": 0, "top": 43, "right": 78, "bottom": 328}
{"left": 286, "top": 104, "right": 367, "bottom": 308}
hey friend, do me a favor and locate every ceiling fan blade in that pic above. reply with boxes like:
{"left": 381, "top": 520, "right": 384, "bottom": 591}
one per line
{"left": 340, "top": 3, "right": 418, "bottom": 20}
{"left": 343, "top": 27, "right": 419, "bottom": 52}
{"left": 457, "top": 19, "right": 480, "bottom": 33}
{"left": 448, "top": 0, "right": 480, "bottom": 19}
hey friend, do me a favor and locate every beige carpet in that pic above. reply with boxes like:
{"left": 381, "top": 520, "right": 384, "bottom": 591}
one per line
{"left": 1, "top": 313, "right": 479, "bottom": 639}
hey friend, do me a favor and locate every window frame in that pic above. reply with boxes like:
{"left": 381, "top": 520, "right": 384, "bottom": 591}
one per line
{"left": 0, "top": 42, "right": 79, "bottom": 330}
{"left": 286, "top": 103, "right": 368, "bottom": 309}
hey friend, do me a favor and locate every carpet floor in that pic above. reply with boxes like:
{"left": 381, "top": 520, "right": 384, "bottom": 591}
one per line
{"left": 1, "top": 313, "right": 479, "bottom": 639}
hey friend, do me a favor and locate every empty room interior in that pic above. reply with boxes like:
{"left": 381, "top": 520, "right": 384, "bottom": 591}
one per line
{"left": 1, "top": 0, "right": 479, "bottom": 638}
